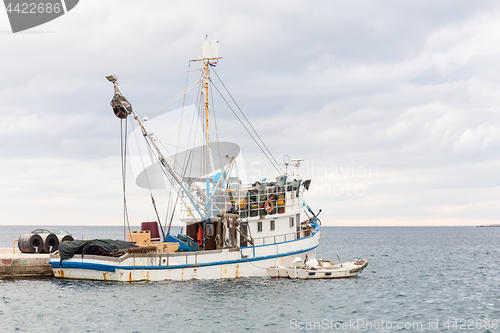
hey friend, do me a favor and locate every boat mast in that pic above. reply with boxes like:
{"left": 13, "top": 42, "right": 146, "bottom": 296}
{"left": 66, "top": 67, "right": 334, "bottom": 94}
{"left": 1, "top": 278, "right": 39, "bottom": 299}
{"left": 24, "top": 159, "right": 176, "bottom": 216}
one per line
{"left": 203, "top": 58, "right": 210, "bottom": 185}
{"left": 197, "top": 36, "right": 222, "bottom": 220}
{"left": 203, "top": 57, "right": 211, "bottom": 219}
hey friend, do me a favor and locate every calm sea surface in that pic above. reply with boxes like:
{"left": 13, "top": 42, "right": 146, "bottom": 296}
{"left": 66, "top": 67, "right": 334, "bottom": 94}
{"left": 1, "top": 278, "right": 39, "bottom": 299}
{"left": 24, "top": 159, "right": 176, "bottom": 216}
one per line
{"left": 1, "top": 226, "right": 499, "bottom": 332}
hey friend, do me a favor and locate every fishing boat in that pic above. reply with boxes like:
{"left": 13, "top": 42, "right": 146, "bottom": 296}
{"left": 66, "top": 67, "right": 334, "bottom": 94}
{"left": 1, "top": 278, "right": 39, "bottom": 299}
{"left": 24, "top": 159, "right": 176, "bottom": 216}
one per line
{"left": 49, "top": 38, "right": 322, "bottom": 281}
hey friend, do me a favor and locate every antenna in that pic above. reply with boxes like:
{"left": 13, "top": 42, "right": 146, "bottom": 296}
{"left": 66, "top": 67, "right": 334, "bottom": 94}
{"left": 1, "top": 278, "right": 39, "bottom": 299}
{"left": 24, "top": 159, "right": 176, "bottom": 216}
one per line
{"left": 283, "top": 155, "right": 290, "bottom": 176}
{"left": 290, "top": 158, "right": 304, "bottom": 177}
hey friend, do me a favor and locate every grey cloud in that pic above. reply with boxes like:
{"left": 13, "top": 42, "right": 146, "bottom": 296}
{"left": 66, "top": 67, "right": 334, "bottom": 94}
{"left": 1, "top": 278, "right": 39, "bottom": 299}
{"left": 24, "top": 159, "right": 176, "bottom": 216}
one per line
{"left": 1, "top": 0, "right": 499, "bottom": 225}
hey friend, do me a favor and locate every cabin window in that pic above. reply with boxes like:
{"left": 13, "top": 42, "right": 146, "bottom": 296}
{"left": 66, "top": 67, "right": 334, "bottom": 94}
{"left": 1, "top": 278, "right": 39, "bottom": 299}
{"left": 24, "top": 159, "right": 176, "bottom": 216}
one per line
{"left": 289, "top": 217, "right": 294, "bottom": 228}
{"left": 206, "top": 224, "right": 214, "bottom": 237}
{"left": 270, "top": 220, "right": 275, "bottom": 231}
{"left": 258, "top": 221, "right": 262, "bottom": 232}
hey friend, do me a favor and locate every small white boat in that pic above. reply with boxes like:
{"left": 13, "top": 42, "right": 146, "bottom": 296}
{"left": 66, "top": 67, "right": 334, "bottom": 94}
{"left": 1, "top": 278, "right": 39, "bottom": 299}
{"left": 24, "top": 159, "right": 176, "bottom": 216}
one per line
{"left": 267, "top": 257, "right": 368, "bottom": 279}
{"left": 266, "top": 265, "right": 290, "bottom": 278}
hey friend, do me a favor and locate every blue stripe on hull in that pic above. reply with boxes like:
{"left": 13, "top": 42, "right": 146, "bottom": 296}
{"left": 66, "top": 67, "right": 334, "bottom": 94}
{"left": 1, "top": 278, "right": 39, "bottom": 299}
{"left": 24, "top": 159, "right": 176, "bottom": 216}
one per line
{"left": 50, "top": 261, "right": 116, "bottom": 272}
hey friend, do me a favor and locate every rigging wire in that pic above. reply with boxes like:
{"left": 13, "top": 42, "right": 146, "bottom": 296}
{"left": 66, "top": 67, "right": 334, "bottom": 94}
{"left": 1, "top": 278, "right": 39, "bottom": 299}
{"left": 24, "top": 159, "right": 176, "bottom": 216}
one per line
{"left": 154, "top": 92, "right": 203, "bottom": 178}
{"left": 131, "top": 124, "right": 167, "bottom": 240}
{"left": 175, "top": 92, "right": 203, "bottom": 227}
{"left": 116, "top": 74, "right": 206, "bottom": 238}
{"left": 176, "top": 81, "right": 205, "bottom": 225}
{"left": 191, "top": 83, "right": 204, "bottom": 177}
{"left": 145, "top": 79, "right": 202, "bottom": 119}
{"left": 209, "top": 73, "right": 224, "bottom": 175}
{"left": 167, "top": 151, "right": 193, "bottom": 236}
{"left": 209, "top": 78, "right": 284, "bottom": 175}
{"left": 157, "top": 80, "right": 205, "bottom": 234}
{"left": 120, "top": 118, "right": 132, "bottom": 240}
{"left": 137, "top": 123, "right": 204, "bottom": 224}
{"left": 117, "top": 69, "right": 201, "bottom": 84}
{"left": 165, "top": 61, "right": 196, "bottom": 235}
{"left": 211, "top": 69, "right": 285, "bottom": 175}
{"left": 123, "top": 62, "right": 287, "bottom": 237}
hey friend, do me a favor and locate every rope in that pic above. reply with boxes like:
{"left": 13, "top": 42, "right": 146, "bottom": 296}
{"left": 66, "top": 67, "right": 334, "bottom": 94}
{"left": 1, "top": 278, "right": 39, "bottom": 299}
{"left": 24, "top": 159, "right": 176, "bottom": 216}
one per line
{"left": 247, "top": 259, "right": 273, "bottom": 270}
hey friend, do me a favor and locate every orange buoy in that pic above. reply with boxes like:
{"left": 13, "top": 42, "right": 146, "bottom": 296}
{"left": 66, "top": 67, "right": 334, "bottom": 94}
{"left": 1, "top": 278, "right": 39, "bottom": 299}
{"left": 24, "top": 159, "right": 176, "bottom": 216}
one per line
{"left": 265, "top": 199, "right": 274, "bottom": 213}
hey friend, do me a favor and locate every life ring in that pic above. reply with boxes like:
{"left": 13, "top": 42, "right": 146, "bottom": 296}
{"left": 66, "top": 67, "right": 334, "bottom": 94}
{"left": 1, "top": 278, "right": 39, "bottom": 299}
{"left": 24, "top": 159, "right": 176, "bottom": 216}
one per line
{"left": 265, "top": 199, "right": 274, "bottom": 213}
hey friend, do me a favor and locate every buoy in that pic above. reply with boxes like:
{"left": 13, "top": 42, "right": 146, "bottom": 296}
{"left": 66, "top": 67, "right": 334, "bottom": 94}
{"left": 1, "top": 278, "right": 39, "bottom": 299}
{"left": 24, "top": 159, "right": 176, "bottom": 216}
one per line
{"left": 265, "top": 199, "right": 274, "bottom": 213}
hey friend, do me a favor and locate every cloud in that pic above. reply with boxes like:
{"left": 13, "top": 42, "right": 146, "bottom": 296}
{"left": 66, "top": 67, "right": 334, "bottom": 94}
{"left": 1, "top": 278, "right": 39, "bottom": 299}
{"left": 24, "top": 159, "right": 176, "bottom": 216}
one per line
{"left": 0, "top": 0, "right": 499, "bottom": 226}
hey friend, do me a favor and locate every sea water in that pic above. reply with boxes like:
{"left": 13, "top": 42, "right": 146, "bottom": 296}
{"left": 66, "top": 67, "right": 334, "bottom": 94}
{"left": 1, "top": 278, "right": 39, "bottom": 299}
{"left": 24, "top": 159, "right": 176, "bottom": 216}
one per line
{"left": 0, "top": 226, "right": 499, "bottom": 332}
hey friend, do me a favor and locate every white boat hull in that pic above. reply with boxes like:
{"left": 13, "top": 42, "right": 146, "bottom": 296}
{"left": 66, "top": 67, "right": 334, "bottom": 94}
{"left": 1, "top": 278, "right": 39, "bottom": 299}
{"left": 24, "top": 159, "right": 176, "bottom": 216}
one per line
{"left": 267, "top": 259, "right": 368, "bottom": 279}
{"left": 50, "top": 230, "right": 320, "bottom": 282}
{"left": 266, "top": 265, "right": 289, "bottom": 278}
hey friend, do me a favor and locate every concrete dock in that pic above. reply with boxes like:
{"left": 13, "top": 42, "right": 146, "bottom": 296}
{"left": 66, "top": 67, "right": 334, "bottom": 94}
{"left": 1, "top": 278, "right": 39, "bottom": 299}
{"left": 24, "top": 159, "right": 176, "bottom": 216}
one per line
{"left": 0, "top": 248, "right": 53, "bottom": 279}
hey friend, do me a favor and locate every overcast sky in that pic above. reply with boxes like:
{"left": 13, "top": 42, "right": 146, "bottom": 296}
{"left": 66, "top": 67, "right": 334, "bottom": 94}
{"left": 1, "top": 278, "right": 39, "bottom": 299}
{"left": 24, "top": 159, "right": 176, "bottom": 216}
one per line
{"left": 0, "top": 1, "right": 499, "bottom": 227}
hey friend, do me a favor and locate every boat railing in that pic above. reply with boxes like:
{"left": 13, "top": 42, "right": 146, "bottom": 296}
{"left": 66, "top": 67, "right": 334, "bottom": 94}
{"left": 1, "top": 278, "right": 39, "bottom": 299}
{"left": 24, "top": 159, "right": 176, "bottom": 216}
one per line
{"left": 251, "top": 231, "right": 299, "bottom": 246}
{"left": 180, "top": 179, "right": 303, "bottom": 219}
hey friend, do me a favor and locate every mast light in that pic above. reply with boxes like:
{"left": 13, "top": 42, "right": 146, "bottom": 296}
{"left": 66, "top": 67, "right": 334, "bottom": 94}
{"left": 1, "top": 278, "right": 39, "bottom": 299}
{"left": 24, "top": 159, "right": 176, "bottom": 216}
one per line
{"left": 106, "top": 74, "right": 118, "bottom": 83}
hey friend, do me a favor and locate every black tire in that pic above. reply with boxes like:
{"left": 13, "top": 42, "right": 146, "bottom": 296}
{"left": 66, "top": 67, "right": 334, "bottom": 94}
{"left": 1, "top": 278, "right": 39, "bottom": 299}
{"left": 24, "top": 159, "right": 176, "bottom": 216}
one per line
{"left": 43, "top": 234, "right": 59, "bottom": 253}
{"left": 18, "top": 234, "right": 44, "bottom": 253}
